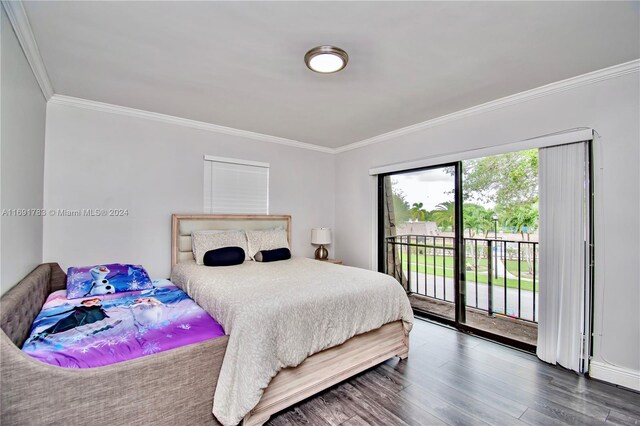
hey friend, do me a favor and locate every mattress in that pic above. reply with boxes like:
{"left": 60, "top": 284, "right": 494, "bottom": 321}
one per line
{"left": 21, "top": 279, "right": 225, "bottom": 368}
{"left": 171, "top": 257, "right": 413, "bottom": 425}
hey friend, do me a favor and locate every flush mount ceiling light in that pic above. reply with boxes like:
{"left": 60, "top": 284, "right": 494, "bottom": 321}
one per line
{"left": 304, "top": 45, "right": 348, "bottom": 74}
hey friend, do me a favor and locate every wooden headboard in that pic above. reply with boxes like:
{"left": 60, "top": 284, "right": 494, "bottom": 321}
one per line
{"left": 171, "top": 214, "right": 292, "bottom": 268}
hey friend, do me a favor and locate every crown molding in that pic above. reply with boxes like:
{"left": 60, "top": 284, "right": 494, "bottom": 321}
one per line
{"left": 2, "top": 0, "right": 54, "bottom": 100}
{"left": 45, "top": 59, "right": 638, "bottom": 156}
{"left": 335, "top": 59, "right": 640, "bottom": 154}
{"left": 48, "top": 95, "right": 336, "bottom": 154}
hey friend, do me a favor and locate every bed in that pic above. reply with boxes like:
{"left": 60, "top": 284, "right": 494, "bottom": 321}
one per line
{"left": 170, "top": 214, "right": 413, "bottom": 426}
{"left": 0, "top": 263, "right": 229, "bottom": 426}
{"left": 22, "top": 279, "right": 225, "bottom": 369}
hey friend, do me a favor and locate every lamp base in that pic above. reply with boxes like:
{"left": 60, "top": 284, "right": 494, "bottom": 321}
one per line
{"left": 314, "top": 245, "right": 328, "bottom": 260}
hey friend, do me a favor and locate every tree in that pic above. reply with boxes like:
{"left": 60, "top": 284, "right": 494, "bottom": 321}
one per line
{"left": 409, "top": 202, "right": 428, "bottom": 221}
{"left": 446, "top": 149, "right": 540, "bottom": 238}
{"left": 431, "top": 201, "right": 455, "bottom": 231}
{"left": 462, "top": 204, "right": 493, "bottom": 238}
{"left": 503, "top": 202, "right": 538, "bottom": 240}
{"left": 502, "top": 202, "right": 538, "bottom": 273}
{"left": 461, "top": 149, "right": 538, "bottom": 207}
{"left": 392, "top": 188, "right": 411, "bottom": 222}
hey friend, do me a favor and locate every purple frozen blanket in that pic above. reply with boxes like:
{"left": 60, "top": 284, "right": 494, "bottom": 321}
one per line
{"left": 22, "top": 280, "right": 225, "bottom": 368}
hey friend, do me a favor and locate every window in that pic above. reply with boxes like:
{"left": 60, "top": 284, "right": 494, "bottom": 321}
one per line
{"left": 203, "top": 155, "right": 269, "bottom": 214}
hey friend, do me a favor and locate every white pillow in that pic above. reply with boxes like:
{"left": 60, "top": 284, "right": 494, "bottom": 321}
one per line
{"left": 192, "top": 230, "right": 249, "bottom": 264}
{"left": 191, "top": 230, "right": 226, "bottom": 257}
{"left": 245, "top": 228, "right": 289, "bottom": 260}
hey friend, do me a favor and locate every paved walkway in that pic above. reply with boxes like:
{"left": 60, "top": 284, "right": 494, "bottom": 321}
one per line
{"left": 408, "top": 272, "right": 538, "bottom": 322}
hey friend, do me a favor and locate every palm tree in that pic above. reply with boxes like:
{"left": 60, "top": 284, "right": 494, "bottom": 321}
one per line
{"left": 504, "top": 203, "right": 539, "bottom": 273}
{"left": 409, "top": 202, "right": 428, "bottom": 221}
{"left": 462, "top": 203, "right": 491, "bottom": 238}
{"left": 504, "top": 203, "right": 538, "bottom": 240}
{"left": 431, "top": 201, "right": 455, "bottom": 231}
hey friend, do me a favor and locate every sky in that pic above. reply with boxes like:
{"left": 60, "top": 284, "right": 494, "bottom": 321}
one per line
{"left": 392, "top": 167, "right": 455, "bottom": 211}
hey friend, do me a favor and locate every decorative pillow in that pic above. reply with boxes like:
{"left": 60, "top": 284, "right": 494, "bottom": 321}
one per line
{"left": 203, "top": 246, "right": 246, "bottom": 267}
{"left": 254, "top": 248, "right": 291, "bottom": 263}
{"left": 246, "top": 228, "right": 289, "bottom": 260}
{"left": 66, "top": 264, "right": 153, "bottom": 300}
{"left": 192, "top": 230, "right": 249, "bottom": 264}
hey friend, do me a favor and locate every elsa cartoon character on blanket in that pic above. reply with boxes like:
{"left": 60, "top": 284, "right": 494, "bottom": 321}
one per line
{"left": 130, "top": 296, "right": 164, "bottom": 329}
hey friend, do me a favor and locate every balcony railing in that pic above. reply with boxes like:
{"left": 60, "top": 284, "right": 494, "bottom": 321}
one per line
{"left": 384, "top": 234, "right": 539, "bottom": 322}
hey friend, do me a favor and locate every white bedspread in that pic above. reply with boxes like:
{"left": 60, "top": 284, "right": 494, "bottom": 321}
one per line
{"left": 170, "top": 257, "right": 413, "bottom": 426}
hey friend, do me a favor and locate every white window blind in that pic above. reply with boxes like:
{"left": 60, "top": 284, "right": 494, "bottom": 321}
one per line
{"left": 203, "top": 155, "right": 269, "bottom": 214}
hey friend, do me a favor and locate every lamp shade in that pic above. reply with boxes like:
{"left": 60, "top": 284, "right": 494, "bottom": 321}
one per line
{"left": 311, "top": 228, "right": 331, "bottom": 245}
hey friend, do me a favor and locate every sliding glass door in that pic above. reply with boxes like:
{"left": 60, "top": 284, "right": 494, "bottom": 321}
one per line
{"left": 379, "top": 150, "right": 545, "bottom": 351}
{"left": 379, "top": 136, "right": 594, "bottom": 361}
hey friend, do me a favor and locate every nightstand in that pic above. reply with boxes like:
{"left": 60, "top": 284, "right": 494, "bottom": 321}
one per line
{"left": 315, "top": 258, "right": 343, "bottom": 265}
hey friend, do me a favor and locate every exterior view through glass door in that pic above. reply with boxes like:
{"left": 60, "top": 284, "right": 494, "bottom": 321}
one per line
{"left": 379, "top": 164, "right": 459, "bottom": 323}
{"left": 458, "top": 150, "right": 539, "bottom": 349}
{"left": 379, "top": 150, "right": 540, "bottom": 350}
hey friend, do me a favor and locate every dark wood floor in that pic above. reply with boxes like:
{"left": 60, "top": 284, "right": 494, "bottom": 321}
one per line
{"left": 268, "top": 318, "right": 640, "bottom": 426}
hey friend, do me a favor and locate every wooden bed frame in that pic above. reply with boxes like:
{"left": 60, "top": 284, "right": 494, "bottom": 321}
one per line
{"left": 171, "top": 214, "right": 409, "bottom": 426}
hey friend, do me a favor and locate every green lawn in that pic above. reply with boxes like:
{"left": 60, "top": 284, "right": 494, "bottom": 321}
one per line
{"left": 401, "top": 259, "right": 538, "bottom": 292}
{"left": 401, "top": 249, "right": 534, "bottom": 274}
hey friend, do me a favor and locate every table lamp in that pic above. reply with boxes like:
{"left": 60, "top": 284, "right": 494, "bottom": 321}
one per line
{"left": 311, "top": 228, "right": 331, "bottom": 260}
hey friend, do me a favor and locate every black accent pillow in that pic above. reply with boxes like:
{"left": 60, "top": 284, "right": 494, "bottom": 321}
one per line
{"left": 254, "top": 248, "right": 291, "bottom": 263}
{"left": 203, "top": 246, "right": 246, "bottom": 267}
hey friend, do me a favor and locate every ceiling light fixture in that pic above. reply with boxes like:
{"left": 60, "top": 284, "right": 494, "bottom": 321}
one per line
{"left": 304, "top": 45, "right": 348, "bottom": 74}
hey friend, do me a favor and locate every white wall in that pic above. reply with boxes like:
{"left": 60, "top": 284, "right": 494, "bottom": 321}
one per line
{"left": 0, "top": 6, "right": 46, "bottom": 295}
{"left": 334, "top": 72, "right": 640, "bottom": 387}
{"left": 43, "top": 103, "right": 335, "bottom": 279}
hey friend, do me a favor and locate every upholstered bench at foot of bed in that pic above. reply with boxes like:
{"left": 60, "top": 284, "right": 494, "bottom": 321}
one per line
{"left": 0, "top": 263, "right": 229, "bottom": 426}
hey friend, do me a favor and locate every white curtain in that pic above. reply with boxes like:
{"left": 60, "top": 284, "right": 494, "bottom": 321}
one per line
{"left": 537, "top": 141, "right": 589, "bottom": 373}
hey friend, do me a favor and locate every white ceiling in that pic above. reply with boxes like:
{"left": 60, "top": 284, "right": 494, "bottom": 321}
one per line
{"left": 23, "top": 1, "right": 640, "bottom": 149}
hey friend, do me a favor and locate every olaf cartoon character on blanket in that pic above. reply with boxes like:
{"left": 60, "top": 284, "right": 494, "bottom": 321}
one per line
{"left": 88, "top": 266, "right": 115, "bottom": 295}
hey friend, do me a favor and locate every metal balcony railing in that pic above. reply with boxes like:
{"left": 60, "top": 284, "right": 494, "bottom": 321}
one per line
{"left": 384, "top": 235, "right": 539, "bottom": 322}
